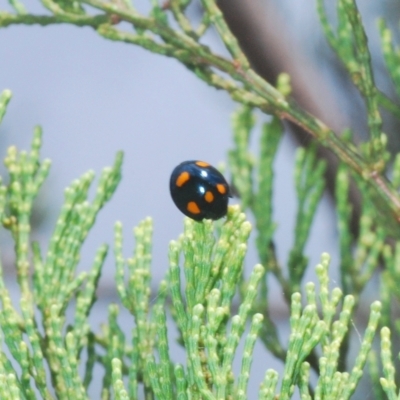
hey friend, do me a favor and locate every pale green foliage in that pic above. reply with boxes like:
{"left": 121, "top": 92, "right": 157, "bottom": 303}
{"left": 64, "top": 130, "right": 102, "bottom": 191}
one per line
{"left": 0, "top": 95, "right": 393, "bottom": 398}
{"left": 2, "top": 0, "right": 400, "bottom": 398}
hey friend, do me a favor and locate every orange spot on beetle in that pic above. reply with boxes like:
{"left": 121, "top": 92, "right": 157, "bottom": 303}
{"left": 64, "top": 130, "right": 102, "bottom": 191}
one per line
{"left": 204, "top": 191, "right": 214, "bottom": 203}
{"left": 187, "top": 201, "right": 201, "bottom": 214}
{"left": 176, "top": 171, "right": 190, "bottom": 187}
{"left": 216, "top": 184, "right": 226, "bottom": 194}
{"left": 195, "top": 161, "right": 209, "bottom": 167}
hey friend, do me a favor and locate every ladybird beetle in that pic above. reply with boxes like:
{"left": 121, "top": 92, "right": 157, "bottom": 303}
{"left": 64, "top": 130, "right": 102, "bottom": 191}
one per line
{"left": 169, "top": 160, "right": 230, "bottom": 221}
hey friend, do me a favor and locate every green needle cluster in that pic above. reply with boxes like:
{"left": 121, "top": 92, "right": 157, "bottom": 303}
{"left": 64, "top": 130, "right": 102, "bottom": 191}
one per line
{"left": 0, "top": 108, "right": 393, "bottom": 397}
{"left": 2, "top": 0, "right": 400, "bottom": 396}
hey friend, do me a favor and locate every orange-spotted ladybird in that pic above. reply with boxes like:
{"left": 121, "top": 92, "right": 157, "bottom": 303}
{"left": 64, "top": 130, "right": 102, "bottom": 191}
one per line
{"left": 169, "top": 160, "right": 230, "bottom": 221}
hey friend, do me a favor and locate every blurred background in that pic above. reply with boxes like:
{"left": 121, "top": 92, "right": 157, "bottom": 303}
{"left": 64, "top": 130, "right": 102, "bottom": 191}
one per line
{"left": 1, "top": 0, "right": 399, "bottom": 397}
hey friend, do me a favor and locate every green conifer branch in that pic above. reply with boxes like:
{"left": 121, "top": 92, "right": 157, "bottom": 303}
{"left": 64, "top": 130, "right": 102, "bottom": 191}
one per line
{"left": 72, "top": 245, "right": 108, "bottom": 352}
{"left": 380, "top": 327, "right": 398, "bottom": 399}
{"left": 254, "top": 118, "right": 281, "bottom": 268}
{"left": 288, "top": 146, "right": 326, "bottom": 290}
{"left": 1, "top": 0, "right": 400, "bottom": 388}
{"left": 0, "top": 90, "right": 11, "bottom": 125}
{"left": 340, "top": 0, "right": 383, "bottom": 159}
{"left": 0, "top": 11, "right": 109, "bottom": 27}
{"left": 2, "top": 1, "right": 400, "bottom": 225}
{"left": 0, "top": 111, "right": 125, "bottom": 398}
{"left": 258, "top": 369, "right": 278, "bottom": 400}
{"left": 369, "top": 350, "right": 386, "bottom": 400}
{"left": 111, "top": 358, "right": 129, "bottom": 400}
{"left": 228, "top": 110, "right": 333, "bottom": 372}
{"left": 378, "top": 18, "right": 400, "bottom": 102}
{"left": 82, "top": 333, "right": 96, "bottom": 390}
{"left": 317, "top": 0, "right": 400, "bottom": 142}
{"left": 336, "top": 162, "right": 387, "bottom": 302}
{"left": 3, "top": 128, "right": 51, "bottom": 296}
